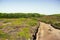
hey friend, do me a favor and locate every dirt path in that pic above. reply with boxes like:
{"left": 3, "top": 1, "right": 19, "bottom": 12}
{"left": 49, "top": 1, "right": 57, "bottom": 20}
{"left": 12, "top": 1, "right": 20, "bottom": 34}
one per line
{"left": 36, "top": 22, "right": 60, "bottom": 40}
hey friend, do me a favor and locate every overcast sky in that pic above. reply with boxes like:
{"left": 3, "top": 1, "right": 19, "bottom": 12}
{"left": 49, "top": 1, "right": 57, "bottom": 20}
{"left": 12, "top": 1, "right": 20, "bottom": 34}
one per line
{"left": 0, "top": 0, "right": 60, "bottom": 15}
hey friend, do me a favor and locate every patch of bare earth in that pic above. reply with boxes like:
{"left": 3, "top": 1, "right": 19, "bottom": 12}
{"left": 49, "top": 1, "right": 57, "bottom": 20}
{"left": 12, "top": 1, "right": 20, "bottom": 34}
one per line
{"left": 36, "top": 22, "right": 60, "bottom": 40}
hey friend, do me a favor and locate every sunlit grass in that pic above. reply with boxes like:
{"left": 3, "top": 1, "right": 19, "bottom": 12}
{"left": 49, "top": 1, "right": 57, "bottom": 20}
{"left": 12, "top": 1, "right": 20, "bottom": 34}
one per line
{"left": 17, "top": 28, "right": 30, "bottom": 39}
{"left": 0, "top": 18, "right": 38, "bottom": 40}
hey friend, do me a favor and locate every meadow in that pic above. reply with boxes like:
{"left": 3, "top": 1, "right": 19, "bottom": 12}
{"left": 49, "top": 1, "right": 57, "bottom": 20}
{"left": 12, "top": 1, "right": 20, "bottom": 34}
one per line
{"left": 0, "top": 13, "right": 60, "bottom": 40}
{"left": 40, "top": 14, "right": 60, "bottom": 29}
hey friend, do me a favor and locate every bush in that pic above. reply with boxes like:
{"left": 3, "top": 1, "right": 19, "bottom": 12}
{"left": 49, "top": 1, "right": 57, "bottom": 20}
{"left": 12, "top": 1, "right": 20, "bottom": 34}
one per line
{"left": 0, "top": 13, "right": 43, "bottom": 18}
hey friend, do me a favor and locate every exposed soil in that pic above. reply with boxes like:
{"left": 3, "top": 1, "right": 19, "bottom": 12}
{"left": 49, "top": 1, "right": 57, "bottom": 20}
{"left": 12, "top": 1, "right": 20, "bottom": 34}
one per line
{"left": 36, "top": 22, "right": 60, "bottom": 40}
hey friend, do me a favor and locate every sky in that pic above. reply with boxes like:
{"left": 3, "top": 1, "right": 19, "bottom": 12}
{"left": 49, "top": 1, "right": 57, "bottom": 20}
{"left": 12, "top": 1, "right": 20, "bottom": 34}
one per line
{"left": 0, "top": 0, "right": 60, "bottom": 15}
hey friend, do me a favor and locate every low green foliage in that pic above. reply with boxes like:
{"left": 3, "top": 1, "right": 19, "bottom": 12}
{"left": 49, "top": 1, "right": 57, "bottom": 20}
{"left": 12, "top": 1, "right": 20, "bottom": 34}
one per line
{"left": 0, "top": 13, "right": 60, "bottom": 40}
{"left": 0, "top": 13, "right": 44, "bottom": 18}
{"left": 0, "top": 26, "right": 5, "bottom": 29}
{"left": 17, "top": 28, "right": 30, "bottom": 39}
{"left": 53, "top": 23, "right": 60, "bottom": 29}
{"left": 40, "top": 14, "right": 60, "bottom": 29}
{"left": 0, "top": 30, "right": 9, "bottom": 38}
{"left": 27, "top": 19, "right": 37, "bottom": 26}
{"left": 0, "top": 18, "right": 38, "bottom": 40}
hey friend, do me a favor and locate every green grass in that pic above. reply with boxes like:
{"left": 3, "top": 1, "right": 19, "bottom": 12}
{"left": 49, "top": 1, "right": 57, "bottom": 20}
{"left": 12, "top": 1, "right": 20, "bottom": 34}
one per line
{"left": 17, "top": 28, "right": 30, "bottom": 39}
{"left": 0, "top": 18, "right": 38, "bottom": 40}
{"left": 40, "top": 15, "right": 60, "bottom": 29}
{"left": 52, "top": 23, "right": 60, "bottom": 29}
{"left": 27, "top": 20, "right": 37, "bottom": 26}
{"left": 0, "top": 30, "right": 9, "bottom": 38}
{"left": 2, "top": 18, "right": 38, "bottom": 26}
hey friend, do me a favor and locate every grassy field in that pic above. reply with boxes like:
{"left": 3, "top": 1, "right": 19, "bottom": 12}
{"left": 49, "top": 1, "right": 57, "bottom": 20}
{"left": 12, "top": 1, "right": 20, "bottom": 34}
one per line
{"left": 0, "top": 18, "right": 39, "bottom": 40}
{"left": 40, "top": 14, "right": 60, "bottom": 29}
{"left": 0, "top": 13, "right": 60, "bottom": 40}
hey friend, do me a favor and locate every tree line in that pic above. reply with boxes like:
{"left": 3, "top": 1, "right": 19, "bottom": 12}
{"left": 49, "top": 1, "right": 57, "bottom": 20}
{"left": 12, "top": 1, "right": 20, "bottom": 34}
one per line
{"left": 0, "top": 13, "right": 44, "bottom": 18}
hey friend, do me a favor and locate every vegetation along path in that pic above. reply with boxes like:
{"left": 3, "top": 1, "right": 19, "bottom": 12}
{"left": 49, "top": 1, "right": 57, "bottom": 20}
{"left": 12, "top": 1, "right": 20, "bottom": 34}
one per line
{"left": 36, "top": 22, "right": 60, "bottom": 40}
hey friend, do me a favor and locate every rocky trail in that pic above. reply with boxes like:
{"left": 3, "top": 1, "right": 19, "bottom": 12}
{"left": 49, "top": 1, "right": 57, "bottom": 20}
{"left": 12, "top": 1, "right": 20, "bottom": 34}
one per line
{"left": 36, "top": 22, "right": 60, "bottom": 40}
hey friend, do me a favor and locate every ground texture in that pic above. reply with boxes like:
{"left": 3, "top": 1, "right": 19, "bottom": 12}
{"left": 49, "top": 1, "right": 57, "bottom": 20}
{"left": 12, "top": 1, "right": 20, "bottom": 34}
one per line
{"left": 36, "top": 22, "right": 60, "bottom": 40}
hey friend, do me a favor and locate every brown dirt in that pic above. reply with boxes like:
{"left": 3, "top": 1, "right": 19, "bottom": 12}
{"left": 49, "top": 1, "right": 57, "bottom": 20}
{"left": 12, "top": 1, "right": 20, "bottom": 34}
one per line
{"left": 36, "top": 22, "right": 60, "bottom": 40}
